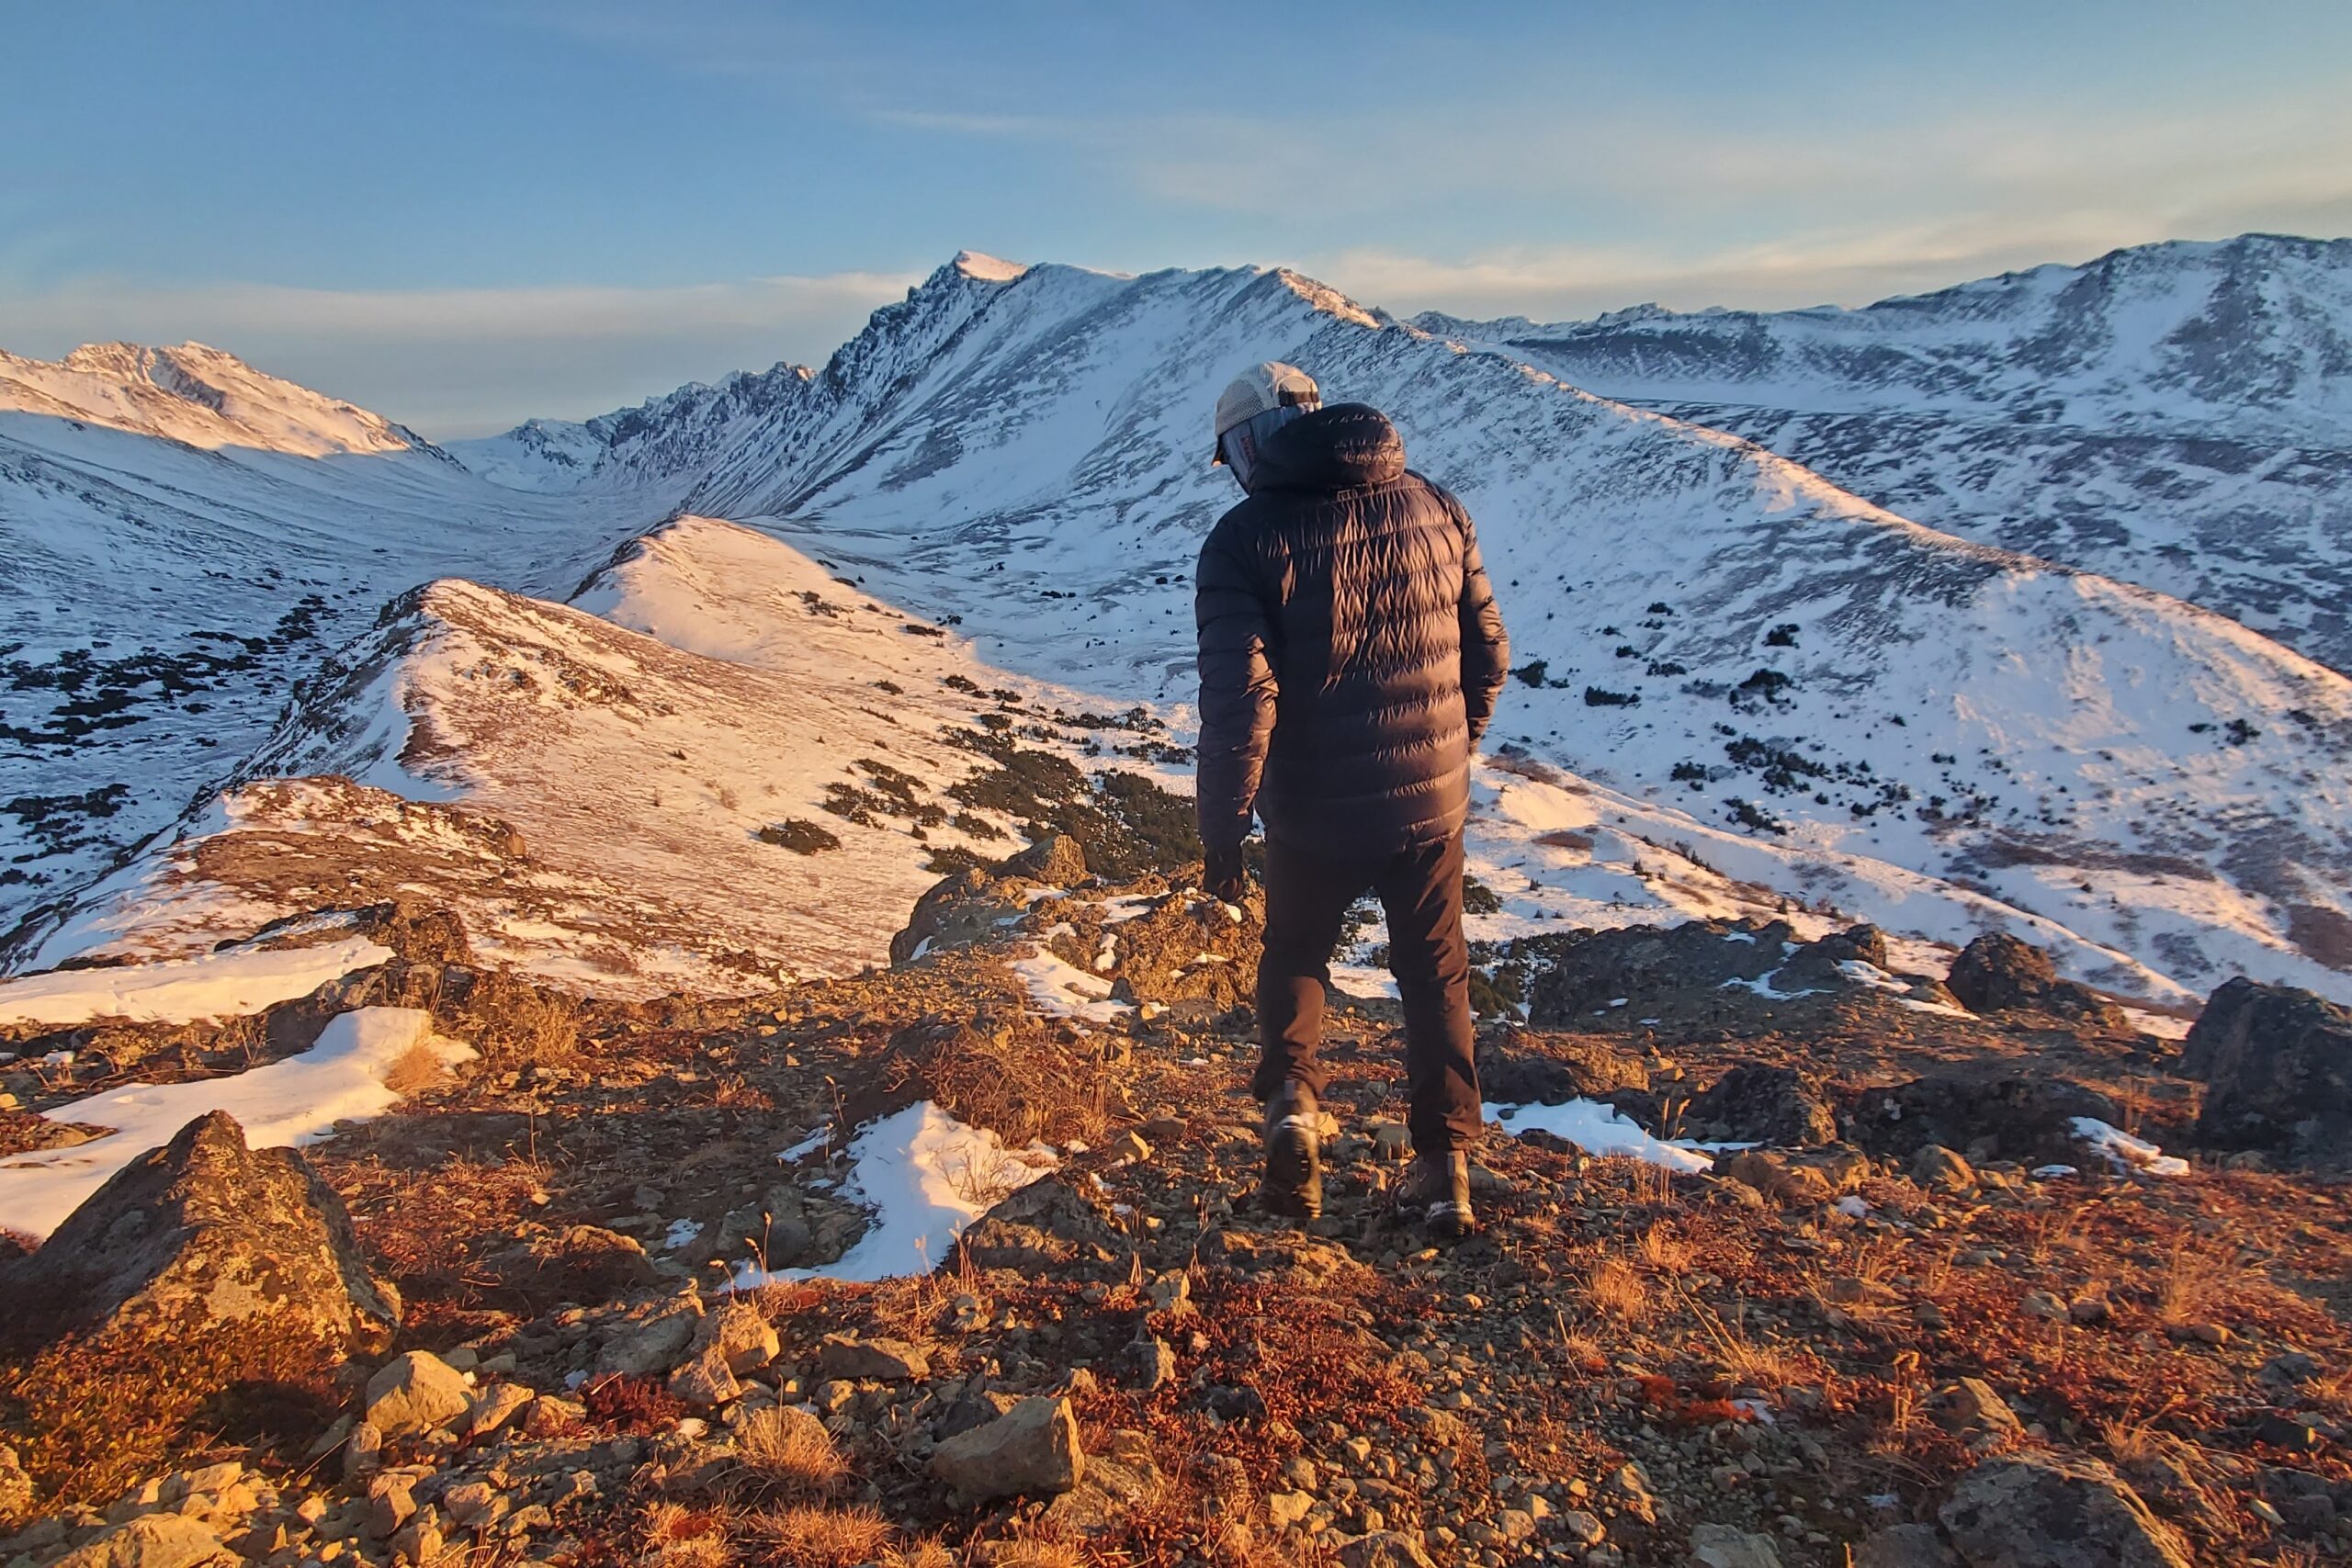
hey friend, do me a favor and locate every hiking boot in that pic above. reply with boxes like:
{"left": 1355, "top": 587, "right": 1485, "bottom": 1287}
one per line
{"left": 1261, "top": 1082, "right": 1322, "bottom": 1220}
{"left": 1397, "top": 1149, "right": 1474, "bottom": 1239}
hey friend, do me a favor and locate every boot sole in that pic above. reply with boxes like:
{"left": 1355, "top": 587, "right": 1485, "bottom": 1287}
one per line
{"left": 1423, "top": 1201, "right": 1475, "bottom": 1242}
{"left": 1264, "top": 1117, "right": 1322, "bottom": 1220}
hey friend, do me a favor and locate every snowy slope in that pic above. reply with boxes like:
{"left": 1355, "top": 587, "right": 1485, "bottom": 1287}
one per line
{"left": 0, "top": 367, "right": 671, "bottom": 954}
{"left": 0, "top": 342, "right": 430, "bottom": 457}
{"left": 1415, "top": 234, "right": 2352, "bottom": 672}
{"left": 465, "top": 249, "right": 2352, "bottom": 1000}
{"left": 28, "top": 518, "right": 1155, "bottom": 995}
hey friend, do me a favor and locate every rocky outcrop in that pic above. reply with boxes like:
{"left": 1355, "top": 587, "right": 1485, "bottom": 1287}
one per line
{"left": 956, "top": 1176, "right": 1123, "bottom": 1275}
{"left": 1000, "top": 831, "right": 1089, "bottom": 887}
{"left": 1944, "top": 935, "right": 2122, "bottom": 1026}
{"left": 2180, "top": 976, "right": 2352, "bottom": 1164}
{"left": 1684, "top": 1064, "right": 1838, "bottom": 1145}
{"left": 1474, "top": 1030, "right": 1649, "bottom": 1106}
{"left": 1937, "top": 1452, "right": 2190, "bottom": 1567}
{"left": 4, "top": 1111, "right": 397, "bottom": 1358}
{"left": 1525, "top": 919, "right": 1792, "bottom": 1023}
{"left": 1849, "top": 1074, "right": 2120, "bottom": 1166}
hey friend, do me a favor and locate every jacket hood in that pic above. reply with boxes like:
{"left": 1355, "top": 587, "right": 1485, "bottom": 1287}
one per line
{"left": 1251, "top": 402, "right": 1406, "bottom": 492}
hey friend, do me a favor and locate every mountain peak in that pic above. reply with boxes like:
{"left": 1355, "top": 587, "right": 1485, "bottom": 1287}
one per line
{"left": 0, "top": 339, "right": 426, "bottom": 457}
{"left": 953, "top": 250, "right": 1030, "bottom": 283}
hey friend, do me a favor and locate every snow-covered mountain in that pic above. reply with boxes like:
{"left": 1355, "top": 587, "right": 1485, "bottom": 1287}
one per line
{"left": 0, "top": 349, "right": 667, "bottom": 949}
{"left": 1413, "top": 233, "right": 2352, "bottom": 673}
{"left": 10, "top": 242, "right": 2352, "bottom": 1005}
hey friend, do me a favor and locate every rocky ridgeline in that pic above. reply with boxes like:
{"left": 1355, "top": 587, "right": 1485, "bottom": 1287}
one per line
{"left": 2, "top": 840, "right": 2350, "bottom": 1567}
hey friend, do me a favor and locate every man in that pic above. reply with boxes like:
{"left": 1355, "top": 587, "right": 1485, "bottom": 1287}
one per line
{"left": 1194, "top": 362, "right": 1510, "bottom": 1239}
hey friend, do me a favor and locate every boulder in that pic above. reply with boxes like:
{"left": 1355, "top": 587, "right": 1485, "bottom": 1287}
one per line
{"left": 956, "top": 1176, "right": 1123, "bottom": 1275}
{"left": 1475, "top": 1030, "right": 1650, "bottom": 1105}
{"left": 1849, "top": 1074, "right": 2120, "bottom": 1167}
{"left": 51, "top": 1514, "right": 231, "bottom": 1568}
{"left": 1776, "top": 924, "right": 1892, "bottom": 989}
{"left": 817, "top": 1333, "right": 930, "bottom": 1381}
{"left": 1042, "top": 1427, "right": 1162, "bottom": 1535}
{"left": 4, "top": 1111, "right": 398, "bottom": 1359}
{"left": 889, "top": 867, "right": 1023, "bottom": 964}
{"left": 1685, "top": 1064, "right": 1838, "bottom": 1146}
{"left": 1000, "top": 832, "right": 1089, "bottom": 888}
{"left": 364, "top": 1351, "right": 472, "bottom": 1438}
{"left": 2181, "top": 976, "right": 2352, "bottom": 1164}
{"left": 929, "top": 1394, "right": 1084, "bottom": 1502}
{"left": 1945, "top": 935, "right": 2122, "bottom": 1025}
{"left": 1937, "top": 1453, "right": 2190, "bottom": 1568}
{"left": 1912, "top": 1145, "right": 1978, "bottom": 1195}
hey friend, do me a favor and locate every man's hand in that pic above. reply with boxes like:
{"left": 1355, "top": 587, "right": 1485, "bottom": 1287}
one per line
{"left": 1204, "top": 841, "right": 1249, "bottom": 905}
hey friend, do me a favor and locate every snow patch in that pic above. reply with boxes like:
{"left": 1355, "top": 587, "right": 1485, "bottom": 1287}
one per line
{"left": 2070, "top": 1117, "right": 2190, "bottom": 1177}
{"left": 0, "top": 1007, "right": 469, "bottom": 1240}
{"left": 1485, "top": 1099, "right": 1714, "bottom": 1172}
{"left": 733, "top": 1101, "right": 1056, "bottom": 1285}
{"left": 1012, "top": 949, "right": 1132, "bottom": 1024}
{"left": 0, "top": 936, "right": 392, "bottom": 1028}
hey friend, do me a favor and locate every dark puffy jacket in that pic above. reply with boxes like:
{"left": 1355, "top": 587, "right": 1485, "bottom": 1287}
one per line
{"left": 1194, "top": 402, "right": 1509, "bottom": 860}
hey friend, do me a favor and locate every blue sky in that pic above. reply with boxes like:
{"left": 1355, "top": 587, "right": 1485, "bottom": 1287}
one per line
{"left": 6, "top": 0, "right": 2349, "bottom": 434}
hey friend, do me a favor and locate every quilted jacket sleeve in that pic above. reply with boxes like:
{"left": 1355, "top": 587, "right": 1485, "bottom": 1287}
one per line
{"left": 1455, "top": 501, "right": 1510, "bottom": 745}
{"left": 1194, "top": 517, "right": 1279, "bottom": 853}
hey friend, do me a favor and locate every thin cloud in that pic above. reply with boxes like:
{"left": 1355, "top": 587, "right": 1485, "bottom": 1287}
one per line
{"left": 0, "top": 272, "right": 919, "bottom": 437}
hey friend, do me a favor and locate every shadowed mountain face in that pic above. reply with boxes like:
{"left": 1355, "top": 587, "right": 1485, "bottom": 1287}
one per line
{"left": 1417, "top": 234, "right": 2352, "bottom": 675}
{"left": 8, "top": 241, "right": 2352, "bottom": 1002}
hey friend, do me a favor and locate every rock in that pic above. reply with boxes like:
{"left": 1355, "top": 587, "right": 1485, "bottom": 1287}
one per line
{"left": 2181, "top": 976, "right": 2352, "bottom": 1165}
{"left": 343, "top": 1421, "right": 383, "bottom": 1480}
{"left": 1042, "top": 1429, "right": 1161, "bottom": 1535}
{"left": 697, "top": 1298, "right": 779, "bottom": 1374}
{"left": 2020, "top": 1290, "right": 2068, "bottom": 1321}
{"left": 1474, "top": 1028, "right": 1651, "bottom": 1103}
{"left": 929, "top": 1395, "right": 1084, "bottom": 1502}
{"left": 1854, "top": 1525, "right": 1960, "bottom": 1568}
{"left": 1938, "top": 1379, "right": 2025, "bottom": 1444}
{"left": 594, "top": 1298, "right": 701, "bottom": 1378}
{"left": 488, "top": 1224, "right": 661, "bottom": 1302}
{"left": 1335, "top": 1530, "right": 1439, "bottom": 1568}
{"left": 391, "top": 1511, "right": 444, "bottom": 1566}
{"left": 460, "top": 1382, "right": 535, "bottom": 1440}
{"left": 957, "top": 1176, "right": 1122, "bottom": 1275}
{"left": 1718, "top": 1149, "right": 1838, "bottom": 1206}
{"left": 1912, "top": 1145, "right": 1977, "bottom": 1194}
{"left": 1559, "top": 1510, "right": 1607, "bottom": 1546}
{"left": 1855, "top": 1074, "right": 2124, "bottom": 1167}
{"left": 817, "top": 1333, "right": 929, "bottom": 1381}
{"left": 365, "top": 1352, "right": 473, "bottom": 1438}
{"left": 1523, "top": 919, "right": 1793, "bottom": 1023}
{"left": 1268, "top": 1491, "right": 1314, "bottom": 1528}
{"left": 1685, "top": 1064, "right": 1838, "bottom": 1145}
{"left": 1690, "top": 1523, "right": 1782, "bottom": 1568}
{"left": 1108, "top": 1129, "right": 1153, "bottom": 1162}
{"left": 368, "top": 1478, "right": 416, "bottom": 1538}
{"left": 3, "top": 1111, "right": 399, "bottom": 1363}
{"left": 1122, "top": 1334, "right": 1177, "bottom": 1391}
{"left": 1945, "top": 935, "right": 2122, "bottom": 1025}
{"left": 1001, "top": 832, "right": 1089, "bottom": 888}
{"left": 521, "top": 1396, "right": 584, "bottom": 1438}
{"left": 51, "top": 1514, "right": 231, "bottom": 1568}
{"left": 2260, "top": 1350, "right": 2324, "bottom": 1387}
{"left": 667, "top": 1345, "right": 742, "bottom": 1410}
{"left": 1938, "top": 1452, "right": 2191, "bottom": 1568}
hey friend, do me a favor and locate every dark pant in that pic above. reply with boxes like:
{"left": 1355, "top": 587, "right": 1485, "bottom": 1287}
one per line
{"left": 1250, "top": 830, "right": 1482, "bottom": 1155}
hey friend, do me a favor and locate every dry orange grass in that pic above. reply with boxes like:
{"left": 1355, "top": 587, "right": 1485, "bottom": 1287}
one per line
{"left": 640, "top": 1501, "right": 737, "bottom": 1568}
{"left": 984, "top": 1539, "right": 1087, "bottom": 1568}
{"left": 1638, "top": 1223, "right": 1695, "bottom": 1274}
{"left": 731, "top": 1407, "right": 847, "bottom": 1503}
{"left": 1587, "top": 1255, "right": 1647, "bottom": 1321}
{"left": 740, "top": 1504, "right": 892, "bottom": 1567}
{"left": 381, "top": 1040, "right": 448, "bottom": 1095}
{"left": 2156, "top": 1235, "right": 2237, "bottom": 1326}
{"left": 878, "top": 1543, "right": 956, "bottom": 1568}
